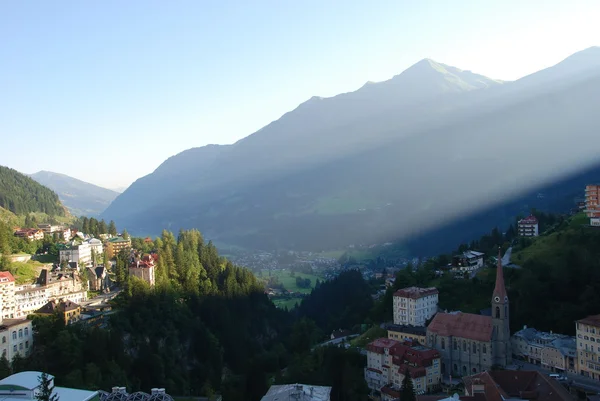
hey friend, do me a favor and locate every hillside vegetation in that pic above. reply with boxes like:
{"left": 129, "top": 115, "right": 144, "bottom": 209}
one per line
{"left": 0, "top": 166, "right": 65, "bottom": 217}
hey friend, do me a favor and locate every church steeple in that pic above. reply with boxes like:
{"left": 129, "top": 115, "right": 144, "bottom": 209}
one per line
{"left": 493, "top": 247, "right": 507, "bottom": 301}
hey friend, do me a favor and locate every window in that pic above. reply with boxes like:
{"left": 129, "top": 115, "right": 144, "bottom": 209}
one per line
{"left": 1, "top": 350, "right": 5, "bottom": 357}
{"left": 463, "top": 341, "right": 467, "bottom": 352}
{"left": 453, "top": 364, "right": 458, "bottom": 373}
{"left": 13, "top": 345, "right": 17, "bottom": 353}
{"left": 18, "top": 329, "right": 22, "bottom": 338}
{"left": 462, "top": 366, "right": 467, "bottom": 374}
{"left": 441, "top": 338, "right": 445, "bottom": 350}
{"left": 472, "top": 368, "right": 477, "bottom": 373}
{"left": 472, "top": 343, "right": 477, "bottom": 353}
{"left": 483, "top": 345, "right": 487, "bottom": 354}
{"left": 453, "top": 340, "right": 457, "bottom": 350}
{"left": 25, "top": 341, "right": 29, "bottom": 349}
{"left": 495, "top": 307, "right": 500, "bottom": 318}
{"left": 19, "top": 343, "right": 23, "bottom": 350}
{"left": 1, "top": 336, "right": 5, "bottom": 344}
{"left": 24, "top": 328, "right": 28, "bottom": 336}
{"left": 12, "top": 331, "right": 16, "bottom": 340}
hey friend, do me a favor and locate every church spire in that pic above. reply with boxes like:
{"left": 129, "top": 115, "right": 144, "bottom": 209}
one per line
{"left": 493, "top": 247, "right": 507, "bottom": 300}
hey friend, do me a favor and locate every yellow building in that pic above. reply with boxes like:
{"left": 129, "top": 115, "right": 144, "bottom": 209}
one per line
{"left": 387, "top": 324, "right": 427, "bottom": 344}
{"left": 36, "top": 300, "right": 81, "bottom": 325}
{"left": 576, "top": 314, "right": 600, "bottom": 379}
{"left": 105, "top": 237, "right": 131, "bottom": 259}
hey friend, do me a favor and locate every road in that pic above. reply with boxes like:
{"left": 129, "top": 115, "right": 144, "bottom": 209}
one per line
{"left": 80, "top": 289, "right": 122, "bottom": 308}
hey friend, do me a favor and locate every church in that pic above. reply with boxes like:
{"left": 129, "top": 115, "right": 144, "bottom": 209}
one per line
{"left": 426, "top": 249, "right": 512, "bottom": 376}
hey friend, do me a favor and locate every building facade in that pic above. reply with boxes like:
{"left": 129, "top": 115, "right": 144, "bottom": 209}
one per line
{"left": 13, "top": 229, "right": 44, "bottom": 241}
{"left": 427, "top": 250, "right": 512, "bottom": 376}
{"left": 585, "top": 185, "right": 600, "bottom": 218}
{"left": 106, "top": 237, "right": 131, "bottom": 258}
{"left": 576, "top": 314, "right": 600, "bottom": 379}
{"left": 511, "top": 326, "right": 576, "bottom": 373}
{"left": 365, "top": 338, "right": 441, "bottom": 397}
{"left": 518, "top": 215, "right": 539, "bottom": 237}
{"left": 128, "top": 254, "right": 157, "bottom": 287}
{"left": 386, "top": 324, "right": 427, "bottom": 344}
{"left": 0, "top": 272, "right": 16, "bottom": 320}
{"left": 452, "top": 251, "right": 485, "bottom": 272}
{"left": 0, "top": 319, "right": 32, "bottom": 361}
{"left": 59, "top": 242, "right": 92, "bottom": 266}
{"left": 393, "top": 287, "right": 439, "bottom": 326}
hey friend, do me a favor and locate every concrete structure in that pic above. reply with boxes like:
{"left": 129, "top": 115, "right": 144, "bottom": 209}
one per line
{"left": 0, "top": 272, "right": 16, "bottom": 320}
{"left": 106, "top": 237, "right": 131, "bottom": 258}
{"left": 585, "top": 185, "right": 600, "bottom": 218}
{"left": 517, "top": 215, "right": 539, "bottom": 237}
{"left": 365, "top": 338, "right": 441, "bottom": 397}
{"left": 462, "top": 370, "right": 574, "bottom": 401}
{"left": 60, "top": 242, "right": 93, "bottom": 266}
{"left": 511, "top": 326, "right": 576, "bottom": 373}
{"left": 427, "top": 249, "right": 512, "bottom": 375}
{"left": 0, "top": 371, "right": 98, "bottom": 401}
{"left": 393, "top": 287, "right": 439, "bottom": 326}
{"left": 576, "top": 314, "right": 600, "bottom": 380}
{"left": 128, "top": 254, "right": 157, "bottom": 287}
{"left": 0, "top": 319, "right": 32, "bottom": 360}
{"left": 386, "top": 324, "right": 427, "bottom": 344}
{"left": 260, "top": 384, "right": 331, "bottom": 401}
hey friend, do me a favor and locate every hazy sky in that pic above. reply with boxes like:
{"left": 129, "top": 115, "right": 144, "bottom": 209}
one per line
{"left": 1, "top": 1, "right": 598, "bottom": 188}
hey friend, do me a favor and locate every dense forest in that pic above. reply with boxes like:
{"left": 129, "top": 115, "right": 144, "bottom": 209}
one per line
{"left": 0, "top": 166, "right": 65, "bottom": 216}
{"left": 2, "top": 229, "right": 371, "bottom": 401}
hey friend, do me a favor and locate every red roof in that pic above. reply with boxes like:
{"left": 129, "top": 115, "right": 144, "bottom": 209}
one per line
{"left": 366, "top": 337, "right": 401, "bottom": 354}
{"left": 0, "top": 271, "right": 15, "bottom": 284}
{"left": 518, "top": 215, "right": 538, "bottom": 224}
{"left": 463, "top": 371, "right": 573, "bottom": 401}
{"left": 427, "top": 312, "right": 493, "bottom": 342}
{"left": 394, "top": 286, "right": 439, "bottom": 299}
{"left": 578, "top": 314, "right": 600, "bottom": 327}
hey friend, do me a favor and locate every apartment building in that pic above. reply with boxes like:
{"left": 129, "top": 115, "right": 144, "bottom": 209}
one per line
{"left": 576, "top": 314, "right": 600, "bottom": 379}
{"left": 511, "top": 326, "right": 576, "bottom": 373}
{"left": 14, "top": 286, "right": 48, "bottom": 318}
{"left": 393, "top": 287, "right": 439, "bottom": 326}
{"left": 59, "top": 242, "right": 92, "bottom": 266}
{"left": 386, "top": 324, "right": 427, "bottom": 345}
{"left": 0, "top": 319, "right": 32, "bottom": 360}
{"left": 106, "top": 237, "right": 131, "bottom": 258}
{"left": 585, "top": 185, "right": 600, "bottom": 220}
{"left": 0, "top": 272, "right": 16, "bottom": 320}
{"left": 517, "top": 215, "right": 539, "bottom": 237}
{"left": 365, "top": 338, "right": 441, "bottom": 398}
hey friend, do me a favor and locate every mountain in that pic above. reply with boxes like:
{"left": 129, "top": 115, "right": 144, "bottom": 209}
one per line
{"left": 103, "top": 47, "right": 600, "bottom": 254}
{"left": 0, "top": 166, "right": 65, "bottom": 217}
{"left": 30, "top": 171, "right": 119, "bottom": 217}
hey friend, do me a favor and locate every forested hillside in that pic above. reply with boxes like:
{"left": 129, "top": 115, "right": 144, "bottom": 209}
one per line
{"left": 0, "top": 166, "right": 65, "bottom": 216}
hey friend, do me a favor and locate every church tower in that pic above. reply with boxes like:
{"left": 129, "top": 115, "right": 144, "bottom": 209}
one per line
{"left": 491, "top": 247, "right": 512, "bottom": 367}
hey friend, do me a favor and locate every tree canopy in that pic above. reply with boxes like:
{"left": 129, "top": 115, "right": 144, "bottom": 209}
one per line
{"left": 0, "top": 166, "right": 64, "bottom": 216}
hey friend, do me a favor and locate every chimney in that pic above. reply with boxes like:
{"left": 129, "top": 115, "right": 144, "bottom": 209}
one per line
{"left": 112, "top": 387, "right": 120, "bottom": 394}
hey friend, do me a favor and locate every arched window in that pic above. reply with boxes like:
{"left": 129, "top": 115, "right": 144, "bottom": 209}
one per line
{"left": 462, "top": 366, "right": 467, "bottom": 374}
{"left": 1, "top": 336, "right": 5, "bottom": 344}
{"left": 12, "top": 331, "right": 16, "bottom": 340}
{"left": 463, "top": 341, "right": 467, "bottom": 352}
{"left": 472, "top": 343, "right": 477, "bottom": 353}
{"left": 441, "top": 338, "right": 445, "bottom": 350}
{"left": 453, "top": 364, "right": 458, "bottom": 373}
{"left": 495, "top": 307, "right": 500, "bottom": 318}
{"left": 483, "top": 344, "right": 487, "bottom": 354}
{"left": 18, "top": 329, "right": 22, "bottom": 338}
{"left": 24, "top": 327, "right": 28, "bottom": 336}
{"left": 453, "top": 340, "right": 458, "bottom": 350}
{"left": 472, "top": 367, "right": 477, "bottom": 373}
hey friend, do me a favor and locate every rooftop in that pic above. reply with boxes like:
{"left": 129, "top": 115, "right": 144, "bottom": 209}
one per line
{"left": 0, "top": 371, "right": 47, "bottom": 390}
{"left": 394, "top": 286, "right": 439, "bottom": 299}
{"left": 0, "top": 271, "right": 15, "bottom": 284}
{"left": 518, "top": 215, "right": 539, "bottom": 224}
{"left": 578, "top": 314, "right": 600, "bottom": 327}
{"left": 427, "top": 312, "right": 493, "bottom": 342}
{"left": 260, "top": 384, "right": 331, "bottom": 401}
{"left": 386, "top": 323, "right": 427, "bottom": 336}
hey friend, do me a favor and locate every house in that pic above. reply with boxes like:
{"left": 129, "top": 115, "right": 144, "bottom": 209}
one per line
{"left": 365, "top": 338, "right": 441, "bottom": 397}
{"left": 426, "top": 250, "right": 512, "bottom": 375}
{"left": 0, "top": 371, "right": 98, "bottom": 401}
{"left": 13, "top": 229, "right": 44, "bottom": 241}
{"left": 511, "top": 325, "right": 576, "bottom": 373}
{"left": 128, "top": 254, "right": 157, "bottom": 287}
{"left": 518, "top": 215, "right": 539, "bottom": 237}
{"left": 0, "top": 319, "right": 33, "bottom": 361}
{"left": 37, "top": 224, "right": 62, "bottom": 234}
{"left": 59, "top": 242, "right": 92, "bottom": 267}
{"left": 576, "top": 314, "right": 600, "bottom": 380}
{"left": 393, "top": 287, "right": 439, "bottom": 326}
{"left": 87, "top": 265, "right": 108, "bottom": 291}
{"left": 36, "top": 299, "right": 81, "bottom": 325}
{"left": 386, "top": 323, "right": 427, "bottom": 344}
{"left": 462, "top": 370, "right": 574, "bottom": 401}
{"left": 106, "top": 237, "right": 131, "bottom": 258}
{"left": 452, "top": 251, "right": 484, "bottom": 272}
{"left": 260, "top": 384, "right": 331, "bottom": 401}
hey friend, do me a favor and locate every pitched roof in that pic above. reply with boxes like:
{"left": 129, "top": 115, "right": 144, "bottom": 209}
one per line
{"left": 394, "top": 286, "right": 439, "bottom": 299}
{"left": 492, "top": 248, "right": 507, "bottom": 300}
{"left": 0, "top": 271, "right": 15, "bottom": 283}
{"left": 427, "top": 312, "right": 493, "bottom": 342}
{"left": 463, "top": 371, "right": 574, "bottom": 401}
{"left": 578, "top": 314, "right": 600, "bottom": 327}
{"left": 519, "top": 215, "right": 539, "bottom": 224}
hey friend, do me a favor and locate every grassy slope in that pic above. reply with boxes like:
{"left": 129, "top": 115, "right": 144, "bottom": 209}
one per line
{"left": 7, "top": 260, "right": 45, "bottom": 284}
{"left": 350, "top": 326, "right": 387, "bottom": 347}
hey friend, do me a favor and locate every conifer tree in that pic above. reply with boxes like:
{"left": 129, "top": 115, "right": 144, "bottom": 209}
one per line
{"left": 108, "top": 220, "right": 117, "bottom": 236}
{"left": 400, "top": 368, "right": 416, "bottom": 401}
{"left": 35, "top": 372, "right": 59, "bottom": 401}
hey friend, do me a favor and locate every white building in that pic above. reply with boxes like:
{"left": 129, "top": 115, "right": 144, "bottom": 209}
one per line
{"left": 14, "top": 286, "right": 48, "bottom": 318}
{"left": 518, "top": 215, "right": 539, "bottom": 237}
{"left": 87, "top": 238, "right": 104, "bottom": 255}
{"left": 0, "top": 319, "right": 33, "bottom": 360}
{"left": 261, "top": 384, "right": 331, "bottom": 401}
{"left": 455, "top": 251, "right": 485, "bottom": 272}
{"left": 59, "top": 242, "right": 92, "bottom": 266}
{"left": 393, "top": 286, "right": 439, "bottom": 326}
{"left": 0, "top": 272, "right": 16, "bottom": 320}
{"left": 0, "top": 371, "right": 98, "bottom": 401}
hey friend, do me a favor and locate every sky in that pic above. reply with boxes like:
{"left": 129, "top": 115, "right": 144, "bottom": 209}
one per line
{"left": 1, "top": 0, "right": 598, "bottom": 189}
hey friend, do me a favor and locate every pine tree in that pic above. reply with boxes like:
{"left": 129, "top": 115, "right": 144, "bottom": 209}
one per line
{"left": 0, "top": 354, "right": 11, "bottom": 379}
{"left": 400, "top": 368, "right": 416, "bottom": 401}
{"left": 108, "top": 220, "right": 117, "bottom": 236}
{"left": 121, "top": 229, "right": 130, "bottom": 240}
{"left": 35, "top": 372, "right": 59, "bottom": 401}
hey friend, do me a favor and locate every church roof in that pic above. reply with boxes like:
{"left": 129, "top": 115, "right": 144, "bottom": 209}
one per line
{"left": 427, "top": 312, "right": 493, "bottom": 342}
{"left": 492, "top": 248, "right": 507, "bottom": 300}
